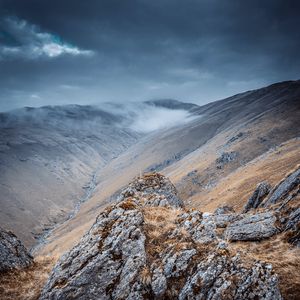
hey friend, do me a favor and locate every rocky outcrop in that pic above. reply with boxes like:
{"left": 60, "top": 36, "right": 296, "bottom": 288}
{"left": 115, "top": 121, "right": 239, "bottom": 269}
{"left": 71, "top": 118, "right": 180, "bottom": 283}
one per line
{"left": 243, "top": 181, "right": 271, "bottom": 212}
{"left": 216, "top": 151, "right": 238, "bottom": 169}
{"left": 179, "top": 253, "right": 281, "bottom": 300}
{"left": 40, "top": 173, "right": 283, "bottom": 300}
{"left": 0, "top": 228, "right": 33, "bottom": 273}
{"left": 225, "top": 212, "right": 279, "bottom": 241}
{"left": 262, "top": 166, "right": 300, "bottom": 207}
{"left": 118, "top": 172, "right": 184, "bottom": 208}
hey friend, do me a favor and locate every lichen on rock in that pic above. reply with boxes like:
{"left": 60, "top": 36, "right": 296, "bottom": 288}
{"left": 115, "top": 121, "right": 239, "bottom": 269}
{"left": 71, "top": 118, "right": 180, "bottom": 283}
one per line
{"left": 40, "top": 173, "right": 286, "bottom": 300}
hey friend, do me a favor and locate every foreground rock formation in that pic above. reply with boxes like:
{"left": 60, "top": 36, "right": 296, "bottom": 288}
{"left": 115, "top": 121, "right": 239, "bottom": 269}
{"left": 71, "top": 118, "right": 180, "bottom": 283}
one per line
{"left": 39, "top": 171, "right": 300, "bottom": 300}
{"left": 0, "top": 228, "right": 33, "bottom": 272}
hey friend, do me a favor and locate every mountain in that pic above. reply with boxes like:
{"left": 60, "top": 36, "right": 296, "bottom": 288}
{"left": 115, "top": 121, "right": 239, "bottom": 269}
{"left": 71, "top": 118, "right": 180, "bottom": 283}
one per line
{"left": 0, "top": 80, "right": 299, "bottom": 299}
{"left": 0, "top": 102, "right": 196, "bottom": 247}
{"left": 1, "top": 170, "right": 299, "bottom": 299}
{"left": 37, "top": 80, "right": 300, "bottom": 257}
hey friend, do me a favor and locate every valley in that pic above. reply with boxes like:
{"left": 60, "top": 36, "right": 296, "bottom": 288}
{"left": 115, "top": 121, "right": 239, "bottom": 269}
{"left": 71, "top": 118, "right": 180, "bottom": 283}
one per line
{"left": 0, "top": 80, "right": 299, "bottom": 299}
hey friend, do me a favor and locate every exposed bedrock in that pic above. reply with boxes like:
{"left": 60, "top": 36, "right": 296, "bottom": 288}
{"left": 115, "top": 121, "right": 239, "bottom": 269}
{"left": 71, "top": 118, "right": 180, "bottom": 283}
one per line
{"left": 40, "top": 173, "right": 293, "bottom": 300}
{"left": 0, "top": 228, "right": 33, "bottom": 273}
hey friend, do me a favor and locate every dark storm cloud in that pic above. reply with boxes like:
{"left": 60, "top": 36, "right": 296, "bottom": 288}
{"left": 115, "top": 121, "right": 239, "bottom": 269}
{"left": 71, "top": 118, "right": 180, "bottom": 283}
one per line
{"left": 0, "top": 0, "right": 299, "bottom": 111}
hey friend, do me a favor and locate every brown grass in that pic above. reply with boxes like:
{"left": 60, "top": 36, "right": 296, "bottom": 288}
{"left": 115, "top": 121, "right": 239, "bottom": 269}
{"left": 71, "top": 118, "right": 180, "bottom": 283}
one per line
{"left": 143, "top": 207, "right": 179, "bottom": 260}
{"left": 230, "top": 235, "right": 300, "bottom": 300}
{"left": 0, "top": 255, "right": 57, "bottom": 300}
{"left": 118, "top": 199, "right": 137, "bottom": 210}
{"left": 187, "top": 138, "right": 300, "bottom": 212}
{"left": 139, "top": 266, "right": 151, "bottom": 286}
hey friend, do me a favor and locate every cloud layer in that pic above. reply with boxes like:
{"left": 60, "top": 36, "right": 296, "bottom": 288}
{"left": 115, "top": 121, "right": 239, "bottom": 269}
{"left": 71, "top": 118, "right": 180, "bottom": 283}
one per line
{"left": 0, "top": 17, "right": 93, "bottom": 59}
{"left": 0, "top": 0, "right": 299, "bottom": 111}
{"left": 99, "top": 102, "right": 197, "bottom": 133}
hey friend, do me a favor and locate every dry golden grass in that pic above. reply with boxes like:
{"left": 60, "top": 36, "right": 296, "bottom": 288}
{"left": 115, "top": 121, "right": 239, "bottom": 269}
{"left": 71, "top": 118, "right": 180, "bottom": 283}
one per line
{"left": 118, "top": 199, "right": 137, "bottom": 210}
{"left": 0, "top": 255, "right": 57, "bottom": 300}
{"left": 143, "top": 207, "right": 183, "bottom": 260}
{"left": 188, "top": 138, "right": 300, "bottom": 212}
{"left": 139, "top": 266, "right": 151, "bottom": 286}
{"left": 230, "top": 235, "right": 300, "bottom": 300}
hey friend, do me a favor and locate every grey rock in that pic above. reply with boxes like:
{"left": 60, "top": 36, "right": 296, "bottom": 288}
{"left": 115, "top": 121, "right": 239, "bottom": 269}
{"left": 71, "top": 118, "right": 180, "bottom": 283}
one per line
{"left": 263, "top": 167, "right": 300, "bottom": 206}
{"left": 179, "top": 253, "right": 282, "bottom": 300}
{"left": 163, "top": 248, "right": 197, "bottom": 278}
{"left": 214, "top": 205, "right": 235, "bottom": 215}
{"left": 40, "top": 206, "right": 147, "bottom": 300}
{"left": 176, "top": 210, "right": 217, "bottom": 244}
{"left": 119, "top": 172, "right": 183, "bottom": 208}
{"left": 40, "top": 174, "right": 284, "bottom": 300}
{"left": 213, "top": 213, "right": 240, "bottom": 228}
{"left": 243, "top": 181, "right": 271, "bottom": 212}
{"left": 216, "top": 151, "right": 238, "bottom": 169}
{"left": 284, "top": 207, "right": 300, "bottom": 246}
{"left": 151, "top": 267, "right": 167, "bottom": 297}
{"left": 0, "top": 228, "right": 33, "bottom": 272}
{"left": 225, "top": 212, "right": 278, "bottom": 241}
{"left": 285, "top": 207, "right": 300, "bottom": 231}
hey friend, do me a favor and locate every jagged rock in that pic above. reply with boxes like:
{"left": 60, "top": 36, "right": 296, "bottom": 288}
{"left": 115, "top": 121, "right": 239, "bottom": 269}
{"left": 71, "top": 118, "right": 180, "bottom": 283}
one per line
{"left": 176, "top": 210, "right": 217, "bottom": 244}
{"left": 284, "top": 208, "right": 300, "bottom": 246}
{"left": 118, "top": 172, "right": 183, "bottom": 208}
{"left": 40, "top": 205, "right": 147, "bottom": 300}
{"left": 0, "top": 228, "right": 33, "bottom": 272}
{"left": 263, "top": 166, "right": 300, "bottom": 206}
{"left": 225, "top": 212, "right": 279, "bottom": 241}
{"left": 285, "top": 207, "right": 300, "bottom": 231}
{"left": 40, "top": 173, "right": 283, "bottom": 300}
{"left": 163, "top": 248, "right": 197, "bottom": 278}
{"left": 179, "top": 254, "right": 282, "bottom": 300}
{"left": 216, "top": 151, "right": 238, "bottom": 169}
{"left": 243, "top": 181, "right": 271, "bottom": 212}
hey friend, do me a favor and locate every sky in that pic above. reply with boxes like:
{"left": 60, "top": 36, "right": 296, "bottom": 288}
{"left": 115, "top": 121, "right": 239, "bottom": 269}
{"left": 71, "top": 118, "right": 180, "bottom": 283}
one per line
{"left": 0, "top": 0, "right": 299, "bottom": 111}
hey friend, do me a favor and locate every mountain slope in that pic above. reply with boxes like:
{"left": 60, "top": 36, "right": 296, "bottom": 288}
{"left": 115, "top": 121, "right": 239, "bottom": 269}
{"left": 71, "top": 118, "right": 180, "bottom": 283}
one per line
{"left": 0, "top": 80, "right": 299, "bottom": 300}
{"left": 0, "top": 102, "right": 197, "bottom": 247}
{"left": 38, "top": 80, "right": 300, "bottom": 257}
{"left": 0, "top": 105, "right": 141, "bottom": 247}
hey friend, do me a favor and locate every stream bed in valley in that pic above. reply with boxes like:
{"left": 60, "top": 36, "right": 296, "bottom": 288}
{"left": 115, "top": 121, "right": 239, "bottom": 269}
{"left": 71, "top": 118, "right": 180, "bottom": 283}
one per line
{"left": 31, "top": 166, "right": 101, "bottom": 254}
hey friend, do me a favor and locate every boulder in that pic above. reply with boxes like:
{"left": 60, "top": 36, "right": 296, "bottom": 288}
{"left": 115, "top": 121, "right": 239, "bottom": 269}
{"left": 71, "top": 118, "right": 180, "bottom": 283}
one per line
{"left": 263, "top": 167, "right": 300, "bottom": 206}
{"left": 0, "top": 228, "right": 33, "bottom": 272}
{"left": 225, "top": 212, "right": 279, "bottom": 241}
{"left": 243, "top": 181, "right": 271, "bottom": 212}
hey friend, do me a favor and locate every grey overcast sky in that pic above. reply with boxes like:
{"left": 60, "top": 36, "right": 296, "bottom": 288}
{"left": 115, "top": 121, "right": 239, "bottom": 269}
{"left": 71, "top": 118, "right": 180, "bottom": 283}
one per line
{"left": 0, "top": 0, "right": 299, "bottom": 111}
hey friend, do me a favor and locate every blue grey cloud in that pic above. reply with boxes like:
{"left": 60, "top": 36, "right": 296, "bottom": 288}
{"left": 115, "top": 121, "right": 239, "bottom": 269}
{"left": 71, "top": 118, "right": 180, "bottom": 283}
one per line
{"left": 0, "top": 17, "right": 94, "bottom": 60}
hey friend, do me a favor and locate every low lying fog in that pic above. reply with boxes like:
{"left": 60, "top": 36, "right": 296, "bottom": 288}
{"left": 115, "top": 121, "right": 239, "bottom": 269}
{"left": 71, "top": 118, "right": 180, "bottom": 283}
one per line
{"left": 100, "top": 102, "right": 197, "bottom": 133}
{"left": 0, "top": 102, "right": 198, "bottom": 133}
